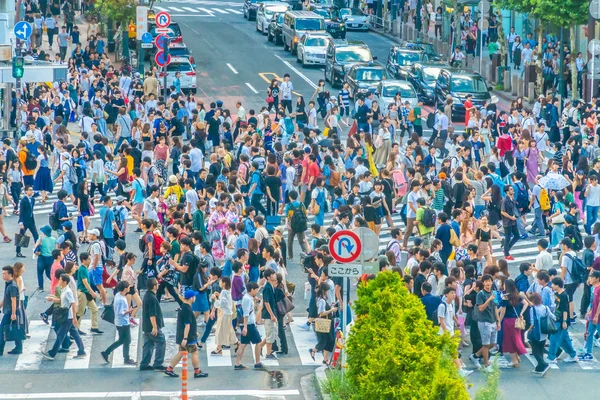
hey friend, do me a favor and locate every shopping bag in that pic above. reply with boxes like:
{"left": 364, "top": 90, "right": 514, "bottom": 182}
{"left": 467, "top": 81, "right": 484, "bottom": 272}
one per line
{"left": 15, "top": 233, "right": 30, "bottom": 248}
{"left": 3, "top": 321, "right": 26, "bottom": 341}
{"left": 101, "top": 304, "right": 115, "bottom": 324}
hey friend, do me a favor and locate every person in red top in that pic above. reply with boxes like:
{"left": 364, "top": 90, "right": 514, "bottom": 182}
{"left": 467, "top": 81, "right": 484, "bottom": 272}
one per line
{"left": 497, "top": 130, "right": 514, "bottom": 157}
{"left": 300, "top": 148, "right": 312, "bottom": 203}
{"left": 306, "top": 154, "right": 321, "bottom": 193}
{"left": 463, "top": 94, "right": 474, "bottom": 126}
{"left": 49, "top": 249, "right": 65, "bottom": 295}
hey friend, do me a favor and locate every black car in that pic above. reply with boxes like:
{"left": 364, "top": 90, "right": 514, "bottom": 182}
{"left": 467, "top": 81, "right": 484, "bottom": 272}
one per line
{"left": 344, "top": 63, "right": 387, "bottom": 95}
{"left": 403, "top": 41, "right": 442, "bottom": 62}
{"left": 434, "top": 68, "right": 491, "bottom": 121}
{"left": 385, "top": 46, "right": 428, "bottom": 80}
{"left": 406, "top": 62, "right": 447, "bottom": 104}
{"left": 311, "top": 6, "right": 345, "bottom": 39}
{"left": 244, "top": 0, "right": 261, "bottom": 20}
{"left": 267, "top": 13, "right": 285, "bottom": 45}
{"left": 324, "top": 39, "right": 373, "bottom": 87}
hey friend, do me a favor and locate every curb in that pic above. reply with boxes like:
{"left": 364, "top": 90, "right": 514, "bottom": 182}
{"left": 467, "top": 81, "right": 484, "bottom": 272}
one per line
{"left": 314, "top": 365, "right": 331, "bottom": 400}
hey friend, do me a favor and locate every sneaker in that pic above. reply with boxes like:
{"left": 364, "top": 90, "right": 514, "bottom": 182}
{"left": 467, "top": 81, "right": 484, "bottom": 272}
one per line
{"left": 484, "top": 364, "right": 494, "bottom": 373}
{"left": 538, "top": 365, "right": 550, "bottom": 376}
{"left": 90, "top": 328, "right": 104, "bottom": 334}
{"left": 73, "top": 352, "right": 87, "bottom": 359}
{"left": 154, "top": 365, "right": 168, "bottom": 371}
{"left": 40, "top": 351, "right": 54, "bottom": 361}
{"left": 505, "top": 255, "right": 515, "bottom": 261}
{"left": 265, "top": 353, "right": 278, "bottom": 360}
{"left": 100, "top": 351, "right": 110, "bottom": 363}
{"left": 254, "top": 363, "right": 266, "bottom": 370}
{"left": 546, "top": 358, "right": 557, "bottom": 364}
{"left": 164, "top": 368, "right": 179, "bottom": 378}
{"left": 520, "top": 234, "right": 529, "bottom": 240}
{"left": 564, "top": 355, "right": 579, "bottom": 363}
{"left": 594, "top": 339, "right": 600, "bottom": 348}
{"left": 459, "top": 368, "right": 473, "bottom": 378}
{"left": 194, "top": 371, "right": 209, "bottom": 378}
{"left": 234, "top": 364, "right": 248, "bottom": 370}
{"left": 39, "top": 312, "right": 49, "bottom": 325}
{"left": 298, "top": 322, "right": 311, "bottom": 331}
{"left": 57, "top": 348, "right": 69, "bottom": 353}
{"left": 78, "top": 330, "right": 87, "bottom": 336}
{"left": 124, "top": 359, "right": 137, "bottom": 366}
{"left": 578, "top": 353, "right": 594, "bottom": 361}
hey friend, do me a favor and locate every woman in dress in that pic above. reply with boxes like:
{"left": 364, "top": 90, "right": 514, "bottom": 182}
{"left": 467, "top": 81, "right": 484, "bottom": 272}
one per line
{"left": 573, "top": 170, "right": 587, "bottom": 216}
{"left": 498, "top": 279, "right": 529, "bottom": 367}
{"left": 33, "top": 144, "right": 52, "bottom": 203}
{"left": 207, "top": 202, "right": 227, "bottom": 263}
{"left": 549, "top": 191, "right": 566, "bottom": 250}
{"left": 154, "top": 135, "right": 170, "bottom": 185}
{"left": 211, "top": 276, "right": 239, "bottom": 355}
{"left": 77, "top": 183, "right": 91, "bottom": 243}
{"left": 373, "top": 119, "right": 393, "bottom": 169}
{"left": 525, "top": 139, "right": 541, "bottom": 184}
{"left": 12, "top": 262, "right": 28, "bottom": 335}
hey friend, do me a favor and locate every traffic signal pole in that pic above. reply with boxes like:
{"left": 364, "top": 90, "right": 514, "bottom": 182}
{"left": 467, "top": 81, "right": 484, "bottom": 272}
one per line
{"left": 163, "top": 37, "right": 170, "bottom": 100}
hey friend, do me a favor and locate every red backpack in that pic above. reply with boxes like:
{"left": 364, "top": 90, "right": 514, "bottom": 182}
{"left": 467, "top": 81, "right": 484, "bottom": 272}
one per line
{"left": 152, "top": 232, "right": 165, "bottom": 256}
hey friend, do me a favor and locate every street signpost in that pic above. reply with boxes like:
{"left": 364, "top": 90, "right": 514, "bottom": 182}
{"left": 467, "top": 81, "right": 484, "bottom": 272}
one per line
{"left": 155, "top": 11, "right": 171, "bottom": 28}
{"left": 135, "top": 6, "right": 148, "bottom": 75}
{"left": 155, "top": 51, "right": 171, "bottom": 67}
{"left": 155, "top": 34, "right": 169, "bottom": 50}
{"left": 329, "top": 230, "right": 362, "bottom": 264}
{"left": 12, "top": 21, "right": 31, "bottom": 108}
{"left": 329, "top": 264, "right": 363, "bottom": 278}
{"left": 13, "top": 21, "right": 32, "bottom": 40}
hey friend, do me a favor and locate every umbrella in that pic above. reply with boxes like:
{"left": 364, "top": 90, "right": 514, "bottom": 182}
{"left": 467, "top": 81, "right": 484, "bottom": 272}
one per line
{"left": 538, "top": 172, "right": 571, "bottom": 191}
{"left": 318, "top": 138, "right": 334, "bottom": 148}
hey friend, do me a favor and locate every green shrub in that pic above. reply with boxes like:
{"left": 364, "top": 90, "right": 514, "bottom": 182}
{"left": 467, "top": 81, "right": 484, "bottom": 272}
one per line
{"left": 475, "top": 362, "right": 502, "bottom": 400}
{"left": 321, "top": 369, "right": 357, "bottom": 400}
{"left": 346, "top": 272, "right": 470, "bottom": 400}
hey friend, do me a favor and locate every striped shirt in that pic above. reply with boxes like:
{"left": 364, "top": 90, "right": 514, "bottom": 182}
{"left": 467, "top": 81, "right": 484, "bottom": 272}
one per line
{"left": 432, "top": 188, "right": 445, "bottom": 211}
{"left": 401, "top": 106, "right": 412, "bottom": 126}
{"left": 338, "top": 90, "right": 351, "bottom": 108}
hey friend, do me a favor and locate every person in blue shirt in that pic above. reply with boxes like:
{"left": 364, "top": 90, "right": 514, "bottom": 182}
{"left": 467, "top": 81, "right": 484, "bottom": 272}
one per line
{"left": 243, "top": 207, "right": 256, "bottom": 238}
{"left": 421, "top": 282, "right": 442, "bottom": 321}
{"left": 222, "top": 122, "right": 233, "bottom": 149}
{"left": 96, "top": 34, "right": 105, "bottom": 55}
{"left": 435, "top": 212, "right": 454, "bottom": 265}
{"left": 54, "top": 190, "right": 70, "bottom": 231}
{"left": 234, "top": 223, "right": 249, "bottom": 254}
{"left": 248, "top": 162, "right": 268, "bottom": 217}
{"left": 99, "top": 196, "right": 121, "bottom": 250}
{"left": 173, "top": 72, "right": 181, "bottom": 94}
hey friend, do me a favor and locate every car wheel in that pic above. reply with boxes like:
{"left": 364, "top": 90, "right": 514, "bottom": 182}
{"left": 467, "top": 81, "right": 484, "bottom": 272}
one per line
{"left": 296, "top": 51, "right": 302, "bottom": 63}
{"left": 262, "top": 24, "right": 267, "bottom": 35}
{"left": 291, "top": 44, "right": 297, "bottom": 55}
{"left": 302, "top": 54, "right": 307, "bottom": 67}
{"left": 283, "top": 39, "right": 289, "bottom": 51}
{"left": 243, "top": 9, "right": 247, "bottom": 18}
{"left": 268, "top": 30, "right": 273, "bottom": 42}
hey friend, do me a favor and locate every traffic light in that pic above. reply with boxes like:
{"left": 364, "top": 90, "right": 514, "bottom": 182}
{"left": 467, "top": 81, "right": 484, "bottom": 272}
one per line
{"left": 12, "top": 56, "right": 24, "bottom": 79}
{"left": 128, "top": 23, "right": 136, "bottom": 39}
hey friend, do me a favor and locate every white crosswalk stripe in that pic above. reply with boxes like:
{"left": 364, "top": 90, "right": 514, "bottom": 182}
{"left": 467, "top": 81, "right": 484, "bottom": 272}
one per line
{"left": 226, "top": 8, "right": 243, "bottom": 14}
{"left": 149, "top": 6, "right": 245, "bottom": 16}
{"left": 0, "top": 316, "right": 334, "bottom": 371}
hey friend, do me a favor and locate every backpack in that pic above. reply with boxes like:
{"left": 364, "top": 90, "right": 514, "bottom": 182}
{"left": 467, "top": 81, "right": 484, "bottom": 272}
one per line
{"left": 135, "top": 178, "right": 147, "bottom": 197}
{"left": 515, "top": 182, "right": 529, "bottom": 210}
{"left": 538, "top": 187, "right": 551, "bottom": 211}
{"left": 49, "top": 202, "right": 61, "bottom": 230}
{"left": 564, "top": 253, "right": 587, "bottom": 284}
{"left": 329, "top": 171, "right": 341, "bottom": 187}
{"left": 426, "top": 113, "right": 435, "bottom": 129}
{"left": 432, "top": 302, "right": 446, "bottom": 326}
{"left": 407, "top": 108, "right": 416, "bottom": 122}
{"left": 66, "top": 163, "right": 77, "bottom": 184}
{"left": 153, "top": 232, "right": 165, "bottom": 256}
{"left": 290, "top": 203, "right": 308, "bottom": 232}
{"left": 421, "top": 208, "right": 437, "bottom": 229}
{"left": 293, "top": 162, "right": 303, "bottom": 187}
{"left": 254, "top": 171, "right": 266, "bottom": 193}
{"left": 24, "top": 150, "right": 37, "bottom": 170}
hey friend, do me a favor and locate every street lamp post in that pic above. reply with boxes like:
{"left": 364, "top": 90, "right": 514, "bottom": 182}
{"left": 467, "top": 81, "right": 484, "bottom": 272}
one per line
{"left": 559, "top": 27, "right": 567, "bottom": 99}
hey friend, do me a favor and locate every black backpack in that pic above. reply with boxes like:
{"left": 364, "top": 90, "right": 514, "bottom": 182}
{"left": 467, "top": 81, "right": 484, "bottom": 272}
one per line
{"left": 48, "top": 202, "right": 61, "bottom": 230}
{"left": 565, "top": 253, "right": 587, "bottom": 284}
{"left": 431, "top": 301, "right": 446, "bottom": 326}
{"left": 290, "top": 203, "right": 308, "bottom": 232}
{"left": 421, "top": 208, "right": 437, "bottom": 228}
{"left": 254, "top": 171, "right": 266, "bottom": 193}
{"left": 24, "top": 150, "right": 37, "bottom": 170}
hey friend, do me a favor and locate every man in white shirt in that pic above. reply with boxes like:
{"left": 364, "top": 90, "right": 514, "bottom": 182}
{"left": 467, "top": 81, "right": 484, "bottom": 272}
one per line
{"left": 307, "top": 101, "right": 317, "bottom": 129}
{"left": 143, "top": 186, "right": 160, "bottom": 221}
{"left": 438, "top": 287, "right": 457, "bottom": 335}
{"left": 280, "top": 73, "right": 293, "bottom": 113}
{"left": 184, "top": 179, "right": 199, "bottom": 218}
{"left": 234, "top": 282, "right": 263, "bottom": 370}
{"left": 403, "top": 180, "right": 422, "bottom": 248}
{"left": 189, "top": 142, "right": 204, "bottom": 178}
{"left": 521, "top": 42, "right": 533, "bottom": 64}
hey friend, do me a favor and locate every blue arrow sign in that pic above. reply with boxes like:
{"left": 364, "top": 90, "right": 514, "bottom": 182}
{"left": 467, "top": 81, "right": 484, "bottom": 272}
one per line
{"left": 13, "top": 21, "right": 32, "bottom": 40}
{"left": 141, "top": 32, "right": 152, "bottom": 44}
{"left": 337, "top": 237, "right": 355, "bottom": 257}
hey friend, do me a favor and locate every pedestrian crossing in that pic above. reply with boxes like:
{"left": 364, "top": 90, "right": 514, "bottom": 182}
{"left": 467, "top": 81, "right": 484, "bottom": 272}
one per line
{"left": 153, "top": 5, "right": 243, "bottom": 16}
{"left": 0, "top": 317, "right": 327, "bottom": 372}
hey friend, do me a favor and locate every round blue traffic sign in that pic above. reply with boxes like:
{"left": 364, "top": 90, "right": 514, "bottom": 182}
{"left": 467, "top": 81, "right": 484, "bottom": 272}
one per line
{"left": 141, "top": 32, "right": 153, "bottom": 44}
{"left": 155, "top": 34, "right": 169, "bottom": 50}
{"left": 155, "top": 51, "right": 171, "bottom": 67}
{"left": 14, "top": 21, "right": 32, "bottom": 40}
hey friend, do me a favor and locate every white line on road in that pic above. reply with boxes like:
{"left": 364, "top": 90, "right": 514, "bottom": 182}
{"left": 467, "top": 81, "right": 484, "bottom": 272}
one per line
{"left": 197, "top": 7, "right": 215, "bottom": 13}
{"left": 274, "top": 54, "right": 318, "bottom": 89}
{"left": 168, "top": 6, "right": 184, "bottom": 11}
{"left": 226, "top": 63, "right": 238, "bottom": 74}
{"left": 182, "top": 6, "right": 200, "bottom": 12}
{"left": 245, "top": 82, "right": 260, "bottom": 94}
{"left": 0, "top": 390, "right": 301, "bottom": 399}
{"left": 153, "top": 6, "right": 167, "bottom": 11}
{"left": 226, "top": 8, "right": 243, "bottom": 14}
{"left": 212, "top": 8, "right": 229, "bottom": 13}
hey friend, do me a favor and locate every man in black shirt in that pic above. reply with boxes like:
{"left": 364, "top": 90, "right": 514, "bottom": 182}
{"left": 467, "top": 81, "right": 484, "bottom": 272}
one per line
{"left": 501, "top": 185, "right": 519, "bottom": 260}
{"left": 414, "top": 261, "right": 432, "bottom": 299}
{"left": 170, "top": 237, "right": 198, "bottom": 292}
{"left": 140, "top": 278, "right": 166, "bottom": 371}
{"left": 261, "top": 269, "right": 278, "bottom": 359}
{"left": 207, "top": 109, "right": 221, "bottom": 148}
{"left": 0, "top": 266, "right": 22, "bottom": 355}
{"left": 164, "top": 290, "right": 208, "bottom": 378}
{"left": 547, "top": 278, "right": 579, "bottom": 363}
{"left": 130, "top": 140, "right": 142, "bottom": 169}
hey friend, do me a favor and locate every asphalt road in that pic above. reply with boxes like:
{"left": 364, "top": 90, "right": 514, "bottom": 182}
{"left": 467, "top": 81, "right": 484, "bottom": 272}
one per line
{"left": 0, "top": 2, "right": 597, "bottom": 399}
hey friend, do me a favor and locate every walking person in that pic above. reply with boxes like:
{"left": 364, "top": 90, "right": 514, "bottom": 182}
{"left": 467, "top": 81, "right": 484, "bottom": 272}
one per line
{"left": 76, "top": 252, "right": 102, "bottom": 335}
{"left": 578, "top": 270, "right": 600, "bottom": 360}
{"left": 140, "top": 278, "right": 167, "bottom": 371}
{"left": 234, "top": 282, "right": 267, "bottom": 370}
{"left": 101, "top": 280, "right": 137, "bottom": 366}
{"left": 0, "top": 265, "right": 24, "bottom": 355}
{"left": 501, "top": 185, "right": 520, "bottom": 260}
{"left": 527, "top": 292, "right": 552, "bottom": 376}
{"left": 546, "top": 277, "right": 579, "bottom": 364}
{"left": 210, "top": 276, "right": 239, "bottom": 355}
{"left": 16, "top": 185, "right": 39, "bottom": 258}
{"left": 164, "top": 290, "right": 209, "bottom": 378}
{"left": 309, "top": 282, "right": 337, "bottom": 366}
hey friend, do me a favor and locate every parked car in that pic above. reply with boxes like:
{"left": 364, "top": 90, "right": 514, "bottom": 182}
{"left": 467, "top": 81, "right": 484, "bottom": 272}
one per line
{"left": 339, "top": 8, "right": 370, "bottom": 30}
{"left": 168, "top": 42, "right": 196, "bottom": 68}
{"left": 405, "top": 62, "right": 446, "bottom": 104}
{"left": 376, "top": 80, "right": 419, "bottom": 110}
{"left": 434, "top": 68, "right": 491, "bottom": 121}
{"left": 344, "top": 63, "right": 387, "bottom": 95}
{"left": 243, "top": 0, "right": 262, "bottom": 20}
{"left": 325, "top": 39, "right": 374, "bottom": 87}
{"left": 256, "top": 2, "right": 290, "bottom": 34}
{"left": 296, "top": 32, "right": 331, "bottom": 66}
{"left": 310, "top": 5, "right": 345, "bottom": 39}
{"left": 158, "top": 57, "right": 197, "bottom": 94}
{"left": 267, "top": 13, "right": 285, "bottom": 45}
{"left": 403, "top": 41, "right": 442, "bottom": 61}
{"left": 386, "top": 46, "right": 428, "bottom": 80}
{"left": 281, "top": 10, "right": 326, "bottom": 55}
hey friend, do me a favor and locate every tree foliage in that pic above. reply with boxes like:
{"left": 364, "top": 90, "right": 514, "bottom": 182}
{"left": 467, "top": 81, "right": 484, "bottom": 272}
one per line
{"left": 494, "top": 0, "right": 587, "bottom": 27}
{"left": 345, "top": 272, "right": 470, "bottom": 400}
{"left": 94, "top": 0, "right": 137, "bottom": 23}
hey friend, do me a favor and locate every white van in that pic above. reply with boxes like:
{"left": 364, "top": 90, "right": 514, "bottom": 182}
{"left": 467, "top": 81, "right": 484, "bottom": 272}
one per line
{"left": 281, "top": 10, "right": 326, "bottom": 55}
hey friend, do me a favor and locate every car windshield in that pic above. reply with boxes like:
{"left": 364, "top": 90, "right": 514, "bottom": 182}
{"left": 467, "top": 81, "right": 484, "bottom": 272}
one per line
{"left": 382, "top": 85, "right": 414, "bottom": 98}
{"left": 168, "top": 63, "right": 193, "bottom": 72}
{"left": 312, "top": 9, "right": 330, "bottom": 19}
{"left": 396, "top": 52, "right": 420, "bottom": 66}
{"left": 296, "top": 18, "right": 325, "bottom": 30}
{"left": 169, "top": 48, "right": 190, "bottom": 58}
{"left": 356, "top": 68, "right": 384, "bottom": 81}
{"left": 335, "top": 47, "right": 371, "bottom": 63}
{"left": 265, "top": 6, "right": 287, "bottom": 17}
{"left": 306, "top": 37, "right": 328, "bottom": 47}
{"left": 422, "top": 67, "right": 441, "bottom": 82}
{"left": 451, "top": 75, "right": 488, "bottom": 93}
{"left": 150, "top": 23, "right": 182, "bottom": 37}
{"left": 339, "top": 8, "right": 351, "bottom": 17}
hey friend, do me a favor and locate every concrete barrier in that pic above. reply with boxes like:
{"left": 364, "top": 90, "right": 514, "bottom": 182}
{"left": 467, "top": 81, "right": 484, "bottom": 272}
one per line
{"left": 503, "top": 71, "right": 511, "bottom": 91}
{"left": 516, "top": 77, "right": 524, "bottom": 97}
{"left": 511, "top": 75, "right": 518, "bottom": 96}
{"left": 528, "top": 82, "right": 535, "bottom": 102}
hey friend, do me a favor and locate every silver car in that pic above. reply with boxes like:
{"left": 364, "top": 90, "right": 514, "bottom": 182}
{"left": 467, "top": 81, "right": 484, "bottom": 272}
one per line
{"left": 256, "top": 2, "right": 290, "bottom": 34}
{"left": 376, "top": 80, "right": 418, "bottom": 111}
{"left": 340, "top": 8, "right": 370, "bottom": 31}
{"left": 296, "top": 33, "right": 331, "bottom": 66}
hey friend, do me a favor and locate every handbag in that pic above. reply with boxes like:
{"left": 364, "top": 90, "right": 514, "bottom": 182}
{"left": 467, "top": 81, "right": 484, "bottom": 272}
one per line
{"left": 15, "top": 233, "right": 30, "bottom": 248}
{"left": 266, "top": 95, "right": 275, "bottom": 103}
{"left": 207, "top": 229, "right": 220, "bottom": 242}
{"left": 122, "top": 181, "right": 133, "bottom": 193}
{"left": 101, "top": 303, "right": 115, "bottom": 324}
{"left": 54, "top": 307, "right": 69, "bottom": 325}
{"left": 3, "top": 320, "right": 26, "bottom": 342}
{"left": 540, "top": 306, "right": 558, "bottom": 334}
{"left": 89, "top": 200, "right": 95, "bottom": 216}
{"left": 314, "top": 317, "right": 332, "bottom": 333}
{"left": 551, "top": 214, "right": 565, "bottom": 225}
{"left": 513, "top": 307, "right": 526, "bottom": 330}
{"left": 277, "top": 295, "right": 295, "bottom": 316}
{"left": 286, "top": 281, "right": 296, "bottom": 295}
{"left": 311, "top": 204, "right": 321, "bottom": 215}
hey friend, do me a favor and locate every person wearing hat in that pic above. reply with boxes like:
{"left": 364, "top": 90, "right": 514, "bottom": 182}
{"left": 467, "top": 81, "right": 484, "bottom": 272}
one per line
{"left": 164, "top": 175, "right": 184, "bottom": 206}
{"left": 164, "top": 289, "right": 209, "bottom": 378}
{"left": 101, "top": 280, "right": 137, "bottom": 366}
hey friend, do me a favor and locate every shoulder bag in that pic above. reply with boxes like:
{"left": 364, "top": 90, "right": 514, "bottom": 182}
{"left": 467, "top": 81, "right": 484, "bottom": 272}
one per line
{"left": 540, "top": 305, "right": 558, "bottom": 335}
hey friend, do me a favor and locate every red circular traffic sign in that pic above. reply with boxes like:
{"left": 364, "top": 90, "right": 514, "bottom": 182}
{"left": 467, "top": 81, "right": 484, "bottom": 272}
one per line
{"left": 155, "top": 51, "right": 171, "bottom": 67}
{"left": 329, "top": 230, "right": 362, "bottom": 264}
{"left": 155, "top": 34, "right": 169, "bottom": 50}
{"left": 155, "top": 11, "right": 171, "bottom": 28}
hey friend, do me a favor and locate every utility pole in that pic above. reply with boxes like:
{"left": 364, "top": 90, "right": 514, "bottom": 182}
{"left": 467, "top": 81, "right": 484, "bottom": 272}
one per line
{"left": 559, "top": 27, "right": 567, "bottom": 99}
{"left": 163, "top": 37, "right": 170, "bottom": 101}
